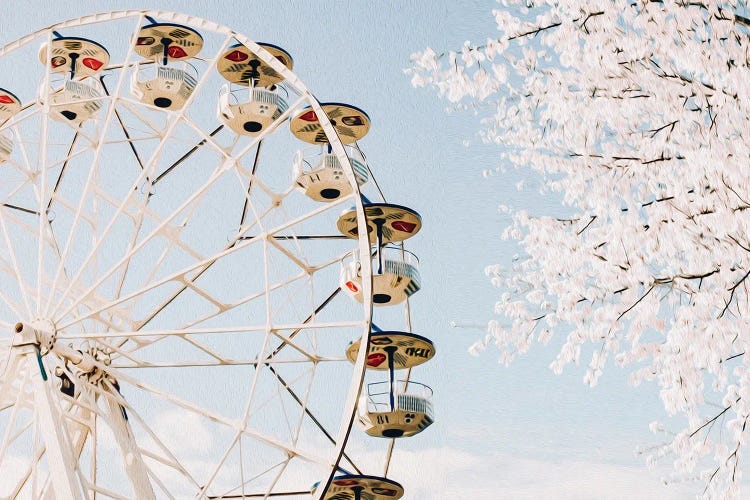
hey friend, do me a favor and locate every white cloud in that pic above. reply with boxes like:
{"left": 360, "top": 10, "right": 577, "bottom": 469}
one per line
{"left": 150, "top": 408, "right": 213, "bottom": 455}
{"left": 1, "top": 406, "right": 706, "bottom": 499}
{"left": 388, "top": 447, "right": 698, "bottom": 500}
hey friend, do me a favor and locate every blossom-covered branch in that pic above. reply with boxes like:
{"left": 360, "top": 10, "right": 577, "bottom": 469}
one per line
{"left": 409, "top": 0, "right": 750, "bottom": 497}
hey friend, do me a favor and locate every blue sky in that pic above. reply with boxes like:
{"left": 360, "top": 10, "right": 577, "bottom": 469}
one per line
{"left": 6, "top": 1, "right": 700, "bottom": 497}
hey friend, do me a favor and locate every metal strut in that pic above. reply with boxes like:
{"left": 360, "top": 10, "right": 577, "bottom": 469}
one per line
{"left": 374, "top": 218, "right": 385, "bottom": 274}
{"left": 27, "top": 351, "right": 86, "bottom": 500}
{"left": 352, "top": 486, "right": 364, "bottom": 500}
{"left": 160, "top": 37, "right": 171, "bottom": 66}
{"left": 385, "top": 346, "right": 397, "bottom": 412}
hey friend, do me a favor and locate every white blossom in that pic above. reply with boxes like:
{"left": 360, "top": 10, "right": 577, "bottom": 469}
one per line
{"left": 411, "top": 0, "right": 750, "bottom": 497}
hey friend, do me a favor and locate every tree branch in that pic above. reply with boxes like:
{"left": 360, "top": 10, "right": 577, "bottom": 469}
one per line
{"left": 617, "top": 285, "right": 655, "bottom": 321}
{"left": 719, "top": 269, "right": 750, "bottom": 318}
{"left": 689, "top": 399, "right": 737, "bottom": 439}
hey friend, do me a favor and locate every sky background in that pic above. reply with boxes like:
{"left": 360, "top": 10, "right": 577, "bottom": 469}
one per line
{"left": 6, "top": 1, "right": 702, "bottom": 498}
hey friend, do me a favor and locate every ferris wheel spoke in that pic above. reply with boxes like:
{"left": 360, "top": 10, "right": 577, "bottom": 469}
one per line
{"left": 269, "top": 287, "right": 342, "bottom": 361}
{"left": 107, "top": 358, "right": 348, "bottom": 369}
{"left": 47, "top": 105, "right": 259, "bottom": 323}
{"left": 95, "top": 380, "right": 157, "bottom": 499}
{"left": 209, "top": 492, "right": 313, "bottom": 499}
{"left": 114, "top": 269, "right": 323, "bottom": 361}
{"left": 151, "top": 125, "right": 224, "bottom": 186}
{"left": 262, "top": 246, "right": 379, "bottom": 362}
{"left": 96, "top": 361, "right": 334, "bottom": 469}
{"left": 0, "top": 206, "right": 34, "bottom": 317}
{"left": 44, "top": 130, "right": 81, "bottom": 215}
{"left": 48, "top": 154, "right": 224, "bottom": 322}
{"left": 54, "top": 365, "right": 201, "bottom": 497}
{"left": 265, "top": 364, "right": 363, "bottom": 475}
{"left": 249, "top": 455, "right": 291, "bottom": 500}
{"left": 45, "top": 28, "right": 235, "bottom": 319}
{"left": 100, "top": 77, "right": 149, "bottom": 174}
{"left": 20, "top": 123, "right": 99, "bottom": 318}
{"left": 85, "top": 100, "right": 175, "bottom": 327}
{"left": 115, "top": 139, "right": 270, "bottom": 322}
{"left": 0, "top": 157, "right": 35, "bottom": 203}
{"left": 33, "top": 30, "right": 57, "bottom": 318}
{"left": 237, "top": 142, "right": 263, "bottom": 228}
{"left": 207, "top": 460, "right": 297, "bottom": 499}
{"left": 59, "top": 140, "right": 343, "bottom": 332}
{"left": 116, "top": 97, "right": 173, "bottom": 137}
{"left": 44, "top": 146, "right": 174, "bottom": 320}
{"left": 199, "top": 380, "right": 295, "bottom": 495}
{"left": 57, "top": 321, "right": 362, "bottom": 342}
{"left": 105, "top": 196, "right": 152, "bottom": 330}
{"left": 1, "top": 202, "right": 39, "bottom": 215}
{"left": 61, "top": 329, "right": 298, "bottom": 375}
{"left": 201, "top": 263, "right": 299, "bottom": 497}
{"left": 270, "top": 461, "right": 297, "bottom": 498}
{"left": 0, "top": 256, "right": 28, "bottom": 320}
{"left": 44, "top": 264, "right": 139, "bottom": 332}
{"left": 56, "top": 190, "right": 353, "bottom": 332}
{"left": 42, "top": 29, "right": 146, "bottom": 320}
{"left": 84, "top": 483, "right": 131, "bottom": 500}
{"left": 54, "top": 231, "right": 266, "bottom": 331}
{"left": 0, "top": 360, "right": 31, "bottom": 466}
{"left": 120, "top": 273, "right": 324, "bottom": 364}
{"left": 266, "top": 234, "right": 313, "bottom": 271}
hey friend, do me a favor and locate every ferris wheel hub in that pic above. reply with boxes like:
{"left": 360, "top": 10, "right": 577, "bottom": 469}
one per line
{"left": 14, "top": 320, "right": 56, "bottom": 349}
{"left": 13, "top": 321, "right": 105, "bottom": 376}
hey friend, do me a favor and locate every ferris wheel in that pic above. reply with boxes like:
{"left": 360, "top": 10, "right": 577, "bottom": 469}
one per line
{"left": 0, "top": 10, "right": 436, "bottom": 500}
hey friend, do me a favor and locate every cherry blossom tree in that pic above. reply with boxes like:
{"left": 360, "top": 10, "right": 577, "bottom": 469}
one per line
{"left": 408, "top": 1, "right": 750, "bottom": 497}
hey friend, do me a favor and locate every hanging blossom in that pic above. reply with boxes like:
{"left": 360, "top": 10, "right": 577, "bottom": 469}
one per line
{"left": 408, "top": 0, "right": 750, "bottom": 498}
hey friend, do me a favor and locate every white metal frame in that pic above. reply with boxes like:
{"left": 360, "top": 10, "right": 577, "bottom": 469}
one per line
{"left": 0, "top": 10, "right": 379, "bottom": 499}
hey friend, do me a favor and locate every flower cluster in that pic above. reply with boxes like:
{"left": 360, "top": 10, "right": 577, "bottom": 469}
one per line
{"left": 409, "top": 1, "right": 750, "bottom": 497}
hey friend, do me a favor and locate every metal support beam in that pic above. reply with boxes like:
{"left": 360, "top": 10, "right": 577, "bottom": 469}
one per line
{"left": 29, "top": 351, "right": 86, "bottom": 500}
{"left": 104, "top": 387, "right": 156, "bottom": 500}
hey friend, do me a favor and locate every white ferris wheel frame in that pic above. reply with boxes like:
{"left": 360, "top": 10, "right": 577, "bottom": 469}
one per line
{"left": 0, "top": 9, "right": 384, "bottom": 500}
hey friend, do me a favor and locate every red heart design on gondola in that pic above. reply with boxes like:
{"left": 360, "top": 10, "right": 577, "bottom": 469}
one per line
{"left": 82, "top": 58, "right": 103, "bottom": 71}
{"left": 367, "top": 353, "right": 386, "bottom": 367}
{"left": 391, "top": 220, "right": 416, "bottom": 233}
{"left": 167, "top": 45, "right": 188, "bottom": 59}
{"left": 225, "top": 49, "right": 248, "bottom": 62}
{"left": 0, "top": 95, "right": 14, "bottom": 104}
{"left": 298, "top": 110, "right": 317, "bottom": 122}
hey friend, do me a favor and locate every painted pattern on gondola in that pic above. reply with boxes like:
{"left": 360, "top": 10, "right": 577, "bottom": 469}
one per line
{"left": 217, "top": 43, "right": 293, "bottom": 88}
{"left": 402, "top": 278, "right": 421, "bottom": 298}
{"left": 38, "top": 38, "right": 110, "bottom": 78}
{"left": 346, "top": 332, "right": 435, "bottom": 370}
{"left": 290, "top": 103, "right": 371, "bottom": 145}
{"left": 336, "top": 204, "right": 422, "bottom": 244}
{"left": 312, "top": 475, "right": 404, "bottom": 500}
{"left": 133, "top": 24, "right": 203, "bottom": 61}
{"left": 418, "top": 413, "right": 434, "bottom": 430}
{"left": 0, "top": 89, "right": 21, "bottom": 123}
